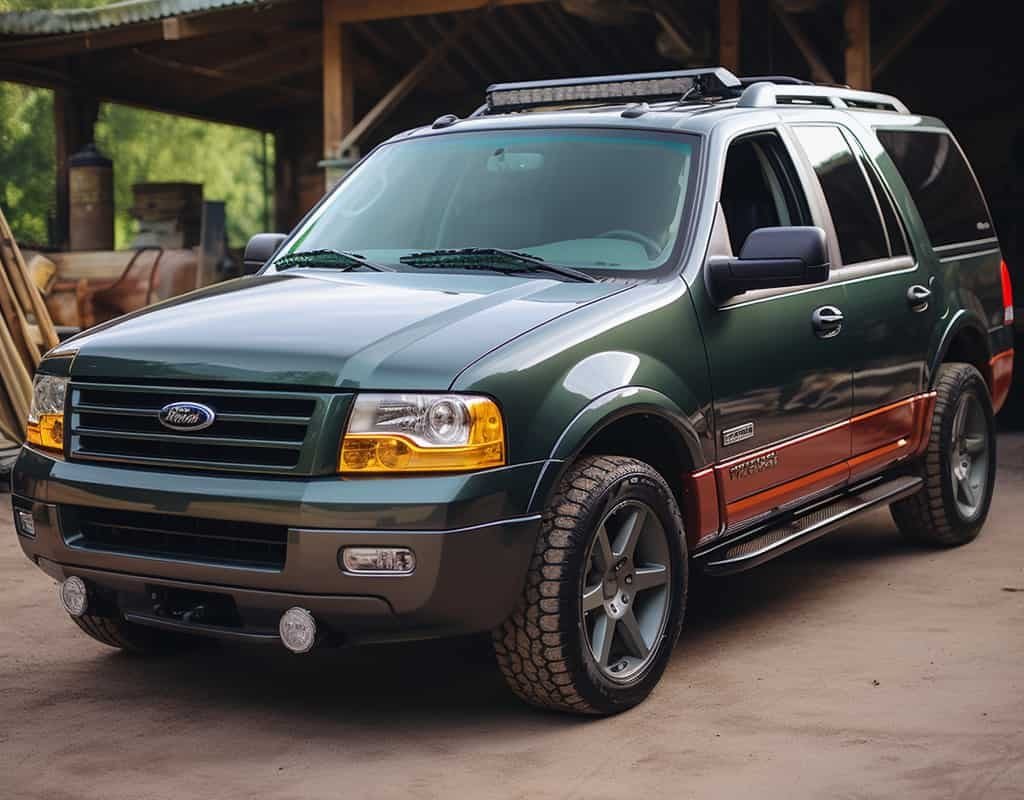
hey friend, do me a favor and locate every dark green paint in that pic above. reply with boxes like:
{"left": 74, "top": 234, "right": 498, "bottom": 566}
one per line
{"left": 13, "top": 101, "right": 1011, "bottom": 645}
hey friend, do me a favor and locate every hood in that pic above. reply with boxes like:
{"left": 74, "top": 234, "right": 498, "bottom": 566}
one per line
{"left": 66, "top": 270, "right": 631, "bottom": 389}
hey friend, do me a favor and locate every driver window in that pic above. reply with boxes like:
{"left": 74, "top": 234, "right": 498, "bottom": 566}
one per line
{"left": 720, "top": 133, "right": 810, "bottom": 254}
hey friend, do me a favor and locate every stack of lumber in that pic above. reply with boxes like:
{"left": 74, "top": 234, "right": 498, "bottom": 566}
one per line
{"left": 0, "top": 206, "right": 60, "bottom": 445}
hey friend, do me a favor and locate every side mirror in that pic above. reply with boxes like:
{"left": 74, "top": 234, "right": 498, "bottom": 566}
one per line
{"left": 243, "top": 233, "right": 287, "bottom": 275}
{"left": 708, "top": 226, "right": 829, "bottom": 300}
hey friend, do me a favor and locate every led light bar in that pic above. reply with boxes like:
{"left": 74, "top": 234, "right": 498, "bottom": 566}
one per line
{"left": 485, "top": 68, "right": 741, "bottom": 113}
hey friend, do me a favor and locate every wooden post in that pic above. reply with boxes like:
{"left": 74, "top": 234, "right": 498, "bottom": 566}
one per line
{"left": 719, "top": 0, "right": 740, "bottom": 73}
{"left": 53, "top": 89, "right": 99, "bottom": 250}
{"left": 322, "top": 4, "right": 355, "bottom": 167}
{"left": 844, "top": 0, "right": 871, "bottom": 89}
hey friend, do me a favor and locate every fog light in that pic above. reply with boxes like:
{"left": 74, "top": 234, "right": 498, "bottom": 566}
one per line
{"left": 14, "top": 508, "right": 35, "bottom": 538}
{"left": 279, "top": 607, "right": 317, "bottom": 654}
{"left": 340, "top": 547, "right": 416, "bottom": 575}
{"left": 58, "top": 577, "right": 89, "bottom": 618}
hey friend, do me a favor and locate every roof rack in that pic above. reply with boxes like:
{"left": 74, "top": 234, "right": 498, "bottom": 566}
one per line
{"left": 738, "top": 81, "right": 910, "bottom": 114}
{"left": 482, "top": 68, "right": 741, "bottom": 114}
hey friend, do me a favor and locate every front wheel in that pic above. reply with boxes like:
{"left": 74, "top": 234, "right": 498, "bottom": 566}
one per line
{"left": 891, "top": 363, "right": 997, "bottom": 547}
{"left": 493, "top": 455, "right": 687, "bottom": 715}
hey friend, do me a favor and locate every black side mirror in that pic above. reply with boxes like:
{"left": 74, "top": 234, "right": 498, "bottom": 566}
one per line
{"left": 708, "top": 226, "right": 829, "bottom": 301}
{"left": 243, "top": 233, "right": 287, "bottom": 275}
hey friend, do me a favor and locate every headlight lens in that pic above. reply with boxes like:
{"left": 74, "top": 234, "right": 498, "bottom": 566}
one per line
{"left": 27, "top": 375, "right": 67, "bottom": 453}
{"left": 340, "top": 393, "right": 505, "bottom": 473}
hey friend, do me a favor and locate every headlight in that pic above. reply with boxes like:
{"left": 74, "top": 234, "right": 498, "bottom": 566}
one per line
{"left": 340, "top": 393, "right": 505, "bottom": 473}
{"left": 26, "top": 375, "right": 68, "bottom": 453}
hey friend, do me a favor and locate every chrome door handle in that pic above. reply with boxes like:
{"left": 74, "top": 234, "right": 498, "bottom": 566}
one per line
{"left": 907, "top": 284, "right": 931, "bottom": 312}
{"left": 812, "top": 305, "right": 844, "bottom": 338}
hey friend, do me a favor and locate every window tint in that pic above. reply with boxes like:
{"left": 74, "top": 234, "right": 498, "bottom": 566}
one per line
{"left": 720, "top": 134, "right": 809, "bottom": 254}
{"left": 863, "top": 157, "right": 909, "bottom": 257}
{"left": 876, "top": 129, "right": 992, "bottom": 247}
{"left": 793, "top": 125, "right": 889, "bottom": 264}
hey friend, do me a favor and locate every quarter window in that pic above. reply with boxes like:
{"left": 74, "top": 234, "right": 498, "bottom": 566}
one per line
{"left": 862, "top": 156, "right": 910, "bottom": 258}
{"left": 793, "top": 125, "right": 889, "bottom": 265}
{"left": 876, "top": 129, "right": 993, "bottom": 247}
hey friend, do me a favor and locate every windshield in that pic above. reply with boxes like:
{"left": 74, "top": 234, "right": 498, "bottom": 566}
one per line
{"left": 270, "top": 128, "right": 698, "bottom": 276}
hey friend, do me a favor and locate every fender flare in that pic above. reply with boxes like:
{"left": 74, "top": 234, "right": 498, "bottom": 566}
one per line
{"left": 526, "top": 386, "right": 709, "bottom": 513}
{"left": 929, "top": 310, "right": 993, "bottom": 387}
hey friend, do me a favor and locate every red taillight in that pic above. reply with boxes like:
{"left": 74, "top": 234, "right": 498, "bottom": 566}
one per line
{"left": 1001, "top": 260, "right": 1014, "bottom": 326}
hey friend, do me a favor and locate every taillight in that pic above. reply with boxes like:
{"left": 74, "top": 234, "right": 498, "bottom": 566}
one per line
{"left": 1001, "top": 260, "right": 1014, "bottom": 326}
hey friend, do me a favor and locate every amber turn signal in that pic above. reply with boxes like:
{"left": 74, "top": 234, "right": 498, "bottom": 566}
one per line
{"left": 26, "top": 413, "right": 65, "bottom": 452}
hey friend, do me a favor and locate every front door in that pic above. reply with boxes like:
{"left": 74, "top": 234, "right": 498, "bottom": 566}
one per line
{"left": 693, "top": 130, "right": 855, "bottom": 530}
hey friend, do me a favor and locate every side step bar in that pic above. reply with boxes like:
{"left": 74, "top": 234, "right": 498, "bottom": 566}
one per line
{"left": 696, "top": 474, "right": 923, "bottom": 576}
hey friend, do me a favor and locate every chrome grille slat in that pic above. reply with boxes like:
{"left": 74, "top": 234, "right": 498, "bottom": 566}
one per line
{"left": 68, "top": 382, "right": 332, "bottom": 474}
{"left": 72, "top": 403, "right": 312, "bottom": 426}
{"left": 74, "top": 427, "right": 304, "bottom": 450}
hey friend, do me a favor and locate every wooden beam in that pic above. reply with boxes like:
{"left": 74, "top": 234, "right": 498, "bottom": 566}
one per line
{"left": 214, "top": 31, "right": 321, "bottom": 72}
{"left": 322, "top": 17, "right": 356, "bottom": 162}
{"left": 323, "top": 0, "right": 543, "bottom": 24}
{"left": 771, "top": 2, "right": 836, "bottom": 85}
{"left": 719, "top": 0, "right": 740, "bottom": 73}
{"left": 655, "top": 9, "right": 694, "bottom": 62}
{"left": 334, "top": 11, "right": 484, "bottom": 158}
{"left": 53, "top": 89, "right": 99, "bottom": 251}
{"left": 504, "top": 6, "right": 565, "bottom": 74}
{"left": 403, "top": 17, "right": 471, "bottom": 89}
{"left": 0, "top": 3, "right": 314, "bottom": 62}
{"left": 129, "top": 48, "right": 318, "bottom": 104}
{"left": 873, "top": 0, "right": 952, "bottom": 79}
{"left": 844, "top": 0, "right": 871, "bottom": 89}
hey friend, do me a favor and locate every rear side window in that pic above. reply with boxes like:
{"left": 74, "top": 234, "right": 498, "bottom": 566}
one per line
{"left": 876, "top": 130, "right": 993, "bottom": 247}
{"left": 793, "top": 125, "right": 889, "bottom": 265}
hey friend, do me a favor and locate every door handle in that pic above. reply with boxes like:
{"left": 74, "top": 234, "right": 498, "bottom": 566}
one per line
{"left": 812, "top": 305, "right": 844, "bottom": 338}
{"left": 907, "top": 284, "right": 931, "bottom": 312}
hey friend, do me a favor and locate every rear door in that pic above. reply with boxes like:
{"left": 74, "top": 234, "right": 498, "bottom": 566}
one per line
{"left": 790, "top": 123, "right": 937, "bottom": 482}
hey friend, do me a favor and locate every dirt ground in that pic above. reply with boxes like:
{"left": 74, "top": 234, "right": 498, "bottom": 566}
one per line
{"left": 2, "top": 437, "right": 1023, "bottom": 800}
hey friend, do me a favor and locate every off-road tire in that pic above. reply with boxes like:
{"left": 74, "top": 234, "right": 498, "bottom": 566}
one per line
{"left": 492, "top": 455, "right": 687, "bottom": 715}
{"left": 71, "top": 613, "right": 203, "bottom": 654}
{"left": 891, "top": 363, "right": 996, "bottom": 547}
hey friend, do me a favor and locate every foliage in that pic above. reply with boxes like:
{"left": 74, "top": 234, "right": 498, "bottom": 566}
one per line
{"left": 0, "top": 0, "right": 273, "bottom": 248}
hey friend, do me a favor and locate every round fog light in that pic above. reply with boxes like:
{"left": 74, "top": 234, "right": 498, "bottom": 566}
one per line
{"left": 279, "top": 607, "right": 317, "bottom": 654}
{"left": 58, "top": 577, "right": 89, "bottom": 618}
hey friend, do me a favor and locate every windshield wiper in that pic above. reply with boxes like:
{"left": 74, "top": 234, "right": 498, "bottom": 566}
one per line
{"left": 399, "top": 248, "right": 596, "bottom": 283}
{"left": 272, "top": 249, "right": 394, "bottom": 272}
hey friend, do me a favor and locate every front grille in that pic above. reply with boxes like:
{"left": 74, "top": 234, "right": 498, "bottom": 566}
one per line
{"left": 68, "top": 383, "right": 322, "bottom": 473}
{"left": 63, "top": 506, "right": 288, "bottom": 570}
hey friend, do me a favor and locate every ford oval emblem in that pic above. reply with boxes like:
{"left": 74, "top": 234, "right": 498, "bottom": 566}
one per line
{"left": 158, "top": 402, "right": 216, "bottom": 432}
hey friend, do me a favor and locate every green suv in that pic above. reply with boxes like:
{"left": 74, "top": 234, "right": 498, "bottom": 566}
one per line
{"left": 11, "top": 69, "right": 1015, "bottom": 715}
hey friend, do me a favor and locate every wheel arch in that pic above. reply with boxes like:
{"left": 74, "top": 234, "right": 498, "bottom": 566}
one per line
{"left": 527, "top": 387, "right": 713, "bottom": 544}
{"left": 931, "top": 311, "right": 994, "bottom": 394}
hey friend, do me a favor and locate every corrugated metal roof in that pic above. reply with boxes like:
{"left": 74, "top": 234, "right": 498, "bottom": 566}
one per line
{"left": 0, "top": 0, "right": 270, "bottom": 36}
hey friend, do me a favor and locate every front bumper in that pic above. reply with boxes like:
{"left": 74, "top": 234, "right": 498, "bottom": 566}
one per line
{"left": 12, "top": 447, "right": 546, "bottom": 644}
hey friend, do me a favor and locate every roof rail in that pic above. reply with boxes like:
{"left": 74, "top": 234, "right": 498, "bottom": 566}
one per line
{"left": 483, "top": 68, "right": 741, "bottom": 113}
{"left": 738, "top": 81, "right": 910, "bottom": 114}
{"left": 739, "top": 75, "right": 813, "bottom": 87}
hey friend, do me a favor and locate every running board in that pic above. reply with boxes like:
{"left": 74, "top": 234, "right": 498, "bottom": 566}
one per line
{"left": 696, "top": 474, "right": 923, "bottom": 576}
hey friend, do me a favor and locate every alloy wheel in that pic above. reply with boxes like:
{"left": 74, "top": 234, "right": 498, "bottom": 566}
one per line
{"left": 950, "top": 390, "right": 990, "bottom": 520}
{"left": 580, "top": 500, "right": 672, "bottom": 683}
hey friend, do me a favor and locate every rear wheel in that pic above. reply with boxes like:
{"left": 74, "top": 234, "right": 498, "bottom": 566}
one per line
{"left": 891, "top": 363, "right": 997, "bottom": 547}
{"left": 71, "top": 613, "right": 204, "bottom": 654}
{"left": 492, "top": 455, "right": 687, "bottom": 715}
